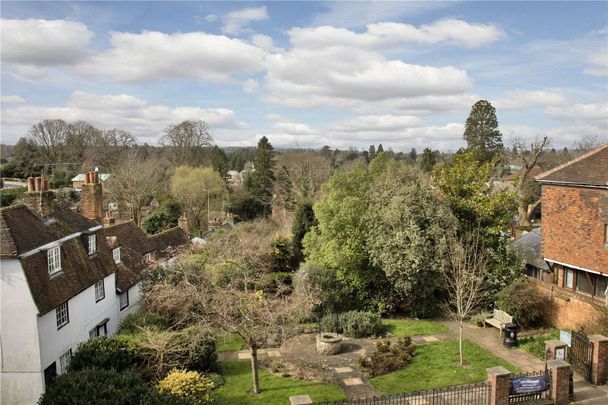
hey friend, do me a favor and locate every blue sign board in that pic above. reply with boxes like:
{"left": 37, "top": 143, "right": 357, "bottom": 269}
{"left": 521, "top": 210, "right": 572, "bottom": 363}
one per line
{"left": 510, "top": 375, "right": 550, "bottom": 395}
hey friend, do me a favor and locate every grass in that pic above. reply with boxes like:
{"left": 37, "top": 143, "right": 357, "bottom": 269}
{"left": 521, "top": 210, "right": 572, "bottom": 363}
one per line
{"left": 370, "top": 340, "right": 520, "bottom": 395}
{"left": 213, "top": 361, "right": 346, "bottom": 405}
{"left": 382, "top": 318, "right": 449, "bottom": 337}
{"left": 216, "top": 331, "right": 245, "bottom": 352}
{"left": 519, "top": 329, "right": 559, "bottom": 359}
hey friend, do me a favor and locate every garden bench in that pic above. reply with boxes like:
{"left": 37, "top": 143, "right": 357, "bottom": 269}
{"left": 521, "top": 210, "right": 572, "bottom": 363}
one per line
{"left": 484, "top": 309, "right": 513, "bottom": 336}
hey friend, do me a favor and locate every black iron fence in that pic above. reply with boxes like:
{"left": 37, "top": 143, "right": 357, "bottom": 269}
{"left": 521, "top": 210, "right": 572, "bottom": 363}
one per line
{"left": 316, "top": 382, "right": 491, "bottom": 405}
{"left": 568, "top": 330, "right": 594, "bottom": 381}
{"left": 508, "top": 370, "right": 551, "bottom": 403}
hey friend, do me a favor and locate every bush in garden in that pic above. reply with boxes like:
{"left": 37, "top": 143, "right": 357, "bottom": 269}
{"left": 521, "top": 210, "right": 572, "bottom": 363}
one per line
{"left": 340, "top": 311, "right": 384, "bottom": 338}
{"left": 319, "top": 313, "right": 341, "bottom": 333}
{"left": 172, "top": 325, "right": 218, "bottom": 373}
{"left": 68, "top": 337, "right": 136, "bottom": 373}
{"left": 469, "top": 312, "right": 492, "bottom": 327}
{"left": 38, "top": 368, "right": 185, "bottom": 405}
{"left": 496, "top": 278, "right": 546, "bottom": 327}
{"left": 359, "top": 336, "right": 416, "bottom": 377}
{"left": 157, "top": 369, "right": 214, "bottom": 405}
{"left": 118, "top": 312, "right": 170, "bottom": 335}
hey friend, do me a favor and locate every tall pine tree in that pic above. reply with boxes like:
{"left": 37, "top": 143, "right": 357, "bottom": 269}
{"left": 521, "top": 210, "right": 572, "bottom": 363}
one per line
{"left": 463, "top": 100, "right": 503, "bottom": 163}
{"left": 246, "top": 136, "right": 276, "bottom": 216}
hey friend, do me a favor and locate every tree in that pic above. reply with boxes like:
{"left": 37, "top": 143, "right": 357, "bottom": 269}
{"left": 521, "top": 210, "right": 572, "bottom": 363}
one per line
{"left": 28, "top": 119, "right": 69, "bottom": 164}
{"left": 377, "top": 144, "right": 384, "bottom": 153}
{"left": 170, "top": 166, "right": 226, "bottom": 231}
{"left": 86, "top": 128, "right": 137, "bottom": 170}
{"left": 1, "top": 137, "right": 41, "bottom": 178}
{"left": 441, "top": 232, "right": 488, "bottom": 366}
{"left": 246, "top": 137, "right": 276, "bottom": 216}
{"left": 512, "top": 136, "right": 549, "bottom": 226}
{"left": 161, "top": 120, "right": 214, "bottom": 166}
{"left": 409, "top": 148, "right": 417, "bottom": 162}
{"left": 419, "top": 148, "right": 437, "bottom": 173}
{"left": 463, "top": 100, "right": 503, "bottom": 163}
{"left": 368, "top": 145, "right": 376, "bottom": 160}
{"left": 105, "top": 153, "right": 161, "bottom": 226}
{"left": 276, "top": 151, "right": 331, "bottom": 200}
{"left": 291, "top": 199, "right": 316, "bottom": 260}
{"left": 64, "top": 121, "right": 101, "bottom": 163}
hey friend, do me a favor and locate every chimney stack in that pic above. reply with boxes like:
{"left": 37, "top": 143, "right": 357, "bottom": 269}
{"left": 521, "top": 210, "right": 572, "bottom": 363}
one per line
{"left": 81, "top": 170, "right": 103, "bottom": 223}
{"left": 178, "top": 214, "right": 189, "bottom": 235}
{"left": 103, "top": 211, "right": 115, "bottom": 227}
{"left": 24, "top": 176, "right": 53, "bottom": 216}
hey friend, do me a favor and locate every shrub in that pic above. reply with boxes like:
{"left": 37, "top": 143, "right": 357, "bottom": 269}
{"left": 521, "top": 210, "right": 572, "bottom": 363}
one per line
{"left": 579, "top": 308, "right": 608, "bottom": 336}
{"left": 469, "top": 312, "right": 491, "bottom": 327}
{"left": 496, "top": 278, "right": 546, "bottom": 327}
{"left": 158, "top": 369, "right": 214, "bottom": 405}
{"left": 172, "top": 325, "right": 218, "bottom": 373}
{"left": 68, "top": 337, "right": 135, "bottom": 373}
{"left": 359, "top": 336, "right": 416, "bottom": 376}
{"left": 39, "top": 368, "right": 158, "bottom": 405}
{"left": 0, "top": 188, "right": 25, "bottom": 207}
{"left": 319, "top": 311, "right": 384, "bottom": 338}
{"left": 340, "top": 311, "right": 384, "bottom": 338}
{"left": 118, "top": 312, "right": 170, "bottom": 335}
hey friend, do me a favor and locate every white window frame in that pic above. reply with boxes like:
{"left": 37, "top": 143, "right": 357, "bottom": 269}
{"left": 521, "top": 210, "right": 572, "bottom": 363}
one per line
{"left": 119, "top": 290, "right": 129, "bottom": 310}
{"left": 58, "top": 348, "right": 72, "bottom": 374}
{"left": 88, "top": 233, "right": 97, "bottom": 255}
{"left": 56, "top": 302, "right": 69, "bottom": 329}
{"left": 48, "top": 246, "right": 62, "bottom": 275}
{"left": 95, "top": 279, "right": 105, "bottom": 302}
{"left": 144, "top": 252, "right": 152, "bottom": 262}
{"left": 564, "top": 268, "right": 574, "bottom": 289}
{"left": 113, "top": 247, "right": 121, "bottom": 264}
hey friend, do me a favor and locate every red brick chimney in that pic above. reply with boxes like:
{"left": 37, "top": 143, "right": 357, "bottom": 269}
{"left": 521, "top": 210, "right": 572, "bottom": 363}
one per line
{"left": 81, "top": 170, "right": 103, "bottom": 223}
{"left": 24, "top": 176, "right": 54, "bottom": 217}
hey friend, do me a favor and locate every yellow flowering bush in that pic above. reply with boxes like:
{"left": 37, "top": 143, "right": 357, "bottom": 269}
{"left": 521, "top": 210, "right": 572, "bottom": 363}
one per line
{"left": 157, "top": 369, "right": 214, "bottom": 404}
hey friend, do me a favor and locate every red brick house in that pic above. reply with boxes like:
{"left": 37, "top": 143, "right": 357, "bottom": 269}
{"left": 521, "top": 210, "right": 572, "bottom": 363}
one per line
{"left": 527, "top": 145, "right": 608, "bottom": 329}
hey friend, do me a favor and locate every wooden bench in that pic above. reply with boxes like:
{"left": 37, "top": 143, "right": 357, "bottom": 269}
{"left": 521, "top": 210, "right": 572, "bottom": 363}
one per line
{"left": 484, "top": 309, "right": 513, "bottom": 336}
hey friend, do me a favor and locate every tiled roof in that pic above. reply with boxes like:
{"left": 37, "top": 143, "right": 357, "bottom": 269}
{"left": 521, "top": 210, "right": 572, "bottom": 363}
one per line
{"left": 71, "top": 173, "right": 111, "bottom": 182}
{"left": 0, "top": 204, "right": 116, "bottom": 314}
{"left": 536, "top": 144, "right": 608, "bottom": 187}
{"left": 511, "top": 228, "right": 550, "bottom": 271}
{"left": 149, "top": 226, "right": 190, "bottom": 259}
{"left": 103, "top": 220, "right": 154, "bottom": 255}
{"left": 115, "top": 245, "right": 146, "bottom": 292}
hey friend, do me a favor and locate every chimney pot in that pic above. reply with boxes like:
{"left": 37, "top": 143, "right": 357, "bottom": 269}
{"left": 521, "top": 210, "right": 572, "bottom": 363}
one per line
{"left": 34, "top": 177, "right": 42, "bottom": 192}
{"left": 27, "top": 177, "right": 35, "bottom": 192}
{"left": 42, "top": 179, "right": 49, "bottom": 191}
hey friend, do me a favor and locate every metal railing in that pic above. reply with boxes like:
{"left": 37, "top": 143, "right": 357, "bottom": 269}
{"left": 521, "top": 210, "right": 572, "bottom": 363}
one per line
{"left": 508, "top": 370, "right": 551, "bottom": 403}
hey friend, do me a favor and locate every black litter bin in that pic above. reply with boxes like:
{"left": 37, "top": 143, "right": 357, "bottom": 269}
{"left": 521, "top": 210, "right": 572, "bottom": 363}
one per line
{"left": 503, "top": 323, "right": 518, "bottom": 347}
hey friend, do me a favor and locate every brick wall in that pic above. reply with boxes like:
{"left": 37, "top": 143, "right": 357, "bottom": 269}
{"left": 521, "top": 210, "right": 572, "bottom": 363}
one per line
{"left": 541, "top": 185, "right": 608, "bottom": 274}
{"left": 81, "top": 183, "right": 102, "bottom": 223}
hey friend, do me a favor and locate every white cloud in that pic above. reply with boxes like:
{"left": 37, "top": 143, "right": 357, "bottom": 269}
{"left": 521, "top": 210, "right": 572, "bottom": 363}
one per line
{"left": 501, "top": 124, "right": 608, "bottom": 148}
{"left": 1, "top": 91, "right": 247, "bottom": 143}
{"left": 583, "top": 49, "right": 608, "bottom": 77}
{"left": 250, "top": 33, "right": 281, "bottom": 52}
{"left": 289, "top": 19, "right": 504, "bottom": 50}
{"left": 0, "top": 95, "right": 26, "bottom": 105}
{"left": 11, "top": 65, "right": 48, "bottom": 80}
{"left": 204, "top": 14, "right": 218, "bottom": 22}
{"left": 494, "top": 90, "right": 568, "bottom": 110}
{"left": 546, "top": 101, "right": 608, "bottom": 123}
{"left": 222, "top": 6, "right": 268, "bottom": 35}
{"left": 78, "top": 31, "right": 266, "bottom": 83}
{"left": 0, "top": 18, "right": 92, "bottom": 65}
{"left": 272, "top": 121, "right": 315, "bottom": 135}
{"left": 243, "top": 78, "right": 260, "bottom": 93}
{"left": 330, "top": 114, "right": 421, "bottom": 132}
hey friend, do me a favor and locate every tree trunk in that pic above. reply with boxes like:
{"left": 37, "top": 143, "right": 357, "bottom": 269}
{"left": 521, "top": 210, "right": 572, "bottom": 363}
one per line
{"left": 518, "top": 202, "right": 531, "bottom": 227}
{"left": 459, "top": 319, "right": 464, "bottom": 367}
{"left": 250, "top": 346, "right": 260, "bottom": 394}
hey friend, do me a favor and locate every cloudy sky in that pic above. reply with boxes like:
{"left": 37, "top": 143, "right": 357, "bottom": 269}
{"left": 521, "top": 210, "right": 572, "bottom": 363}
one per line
{"left": 1, "top": 1, "right": 606, "bottom": 151}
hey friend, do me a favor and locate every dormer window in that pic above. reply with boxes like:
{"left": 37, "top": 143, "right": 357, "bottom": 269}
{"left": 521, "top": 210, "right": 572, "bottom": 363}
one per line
{"left": 113, "top": 247, "right": 121, "bottom": 264}
{"left": 48, "top": 246, "right": 61, "bottom": 274}
{"left": 88, "top": 233, "right": 97, "bottom": 255}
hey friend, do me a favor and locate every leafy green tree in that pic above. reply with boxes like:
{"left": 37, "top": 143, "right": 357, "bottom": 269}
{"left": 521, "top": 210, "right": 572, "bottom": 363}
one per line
{"left": 463, "top": 100, "right": 503, "bottom": 162}
{"left": 2, "top": 137, "right": 41, "bottom": 178}
{"left": 143, "top": 211, "right": 175, "bottom": 235}
{"left": 245, "top": 136, "right": 276, "bottom": 216}
{"left": 377, "top": 144, "right": 384, "bottom": 153}
{"left": 291, "top": 199, "right": 316, "bottom": 259}
{"left": 419, "top": 148, "right": 437, "bottom": 173}
{"left": 409, "top": 148, "right": 417, "bottom": 162}
{"left": 368, "top": 145, "right": 376, "bottom": 160}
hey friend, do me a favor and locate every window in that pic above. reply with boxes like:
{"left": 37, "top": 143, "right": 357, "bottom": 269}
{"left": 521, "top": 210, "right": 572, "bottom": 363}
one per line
{"left": 564, "top": 268, "right": 574, "bottom": 289}
{"left": 88, "top": 233, "right": 96, "bottom": 255}
{"left": 596, "top": 276, "right": 608, "bottom": 299}
{"left": 58, "top": 349, "right": 72, "bottom": 374}
{"left": 47, "top": 246, "right": 61, "bottom": 274}
{"left": 113, "top": 247, "right": 121, "bottom": 264}
{"left": 144, "top": 252, "right": 152, "bottom": 262}
{"left": 95, "top": 280, "right": 105, "bottom": 302}
{"left": 89, "top": 320, "right": 108, "bottom": 338}
{"left": 119, "top": 291, "right": 129, "bottom": 310}
{"left": 56, "top": 302, "right": 69, "bottom": 329}
{"left": 576, "top": 271, "right": 595, "bottom": 295}
{"left": 524, "top": 265, "right": 541, "bottom": 280}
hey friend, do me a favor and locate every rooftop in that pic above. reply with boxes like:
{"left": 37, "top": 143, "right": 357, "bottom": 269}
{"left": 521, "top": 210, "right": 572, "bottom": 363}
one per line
{"left": 536, "top": 144, "right": 608, "bottom": 187}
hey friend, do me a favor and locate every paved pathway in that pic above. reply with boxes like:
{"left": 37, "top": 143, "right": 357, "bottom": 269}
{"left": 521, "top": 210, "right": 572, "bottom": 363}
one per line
{"left": 441, "top": 320, "right": 608, "bottom": 404}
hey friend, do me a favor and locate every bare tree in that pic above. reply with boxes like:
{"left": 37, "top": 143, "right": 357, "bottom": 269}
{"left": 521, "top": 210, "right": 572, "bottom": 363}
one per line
{"left": 512, "top": 136, "right": 549, "bottom": 226}
{"left": 572, "top": 135, "right": 602, "bottom": 154}
{"left": 105, "top": 152, "right": 161, "bottom": 225}
{"left": 64, "top": 121, "right": 101, "bottom": 163}
{"left": 441, "top": 232, "right": 489, "bottom": 367}
{"left": 276, "top": 151, "right": 332, "bottom": 200}
{"left": 28, "top": 119, "right": 70, "bottom": 164}
{"left": 161, "top": 120, "right": 214, "bottom": 166}
{"left": 86, "top": 128, "right": 137, "bottom": 170}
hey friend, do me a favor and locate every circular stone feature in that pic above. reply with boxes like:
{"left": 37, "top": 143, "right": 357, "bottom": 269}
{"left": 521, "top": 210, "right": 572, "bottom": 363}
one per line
{"left": 316, "top": 333, "right": 343, "bottom": 355}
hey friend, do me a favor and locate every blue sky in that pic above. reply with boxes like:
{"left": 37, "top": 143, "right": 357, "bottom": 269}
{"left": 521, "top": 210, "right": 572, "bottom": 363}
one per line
{"left": 1, "top": 1, "right": 606, "bottom": 151}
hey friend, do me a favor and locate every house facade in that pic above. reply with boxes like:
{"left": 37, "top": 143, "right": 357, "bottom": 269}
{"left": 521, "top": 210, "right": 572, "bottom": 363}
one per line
{"left": 522, "top": 145, "right": 608, "bottom": 330}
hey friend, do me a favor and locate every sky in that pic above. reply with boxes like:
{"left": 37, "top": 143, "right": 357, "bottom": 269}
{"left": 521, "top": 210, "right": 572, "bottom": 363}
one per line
{"left": 1, "top": 1, "right": 607, "bottom": 151}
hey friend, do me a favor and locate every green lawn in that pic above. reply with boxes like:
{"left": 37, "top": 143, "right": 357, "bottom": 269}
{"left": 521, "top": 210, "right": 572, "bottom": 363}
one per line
{"left": 213, "top": 361, "right": 346, "bottom": 405}
{"left": 519, "top": 329, "right": 559, "bottom": 359}
{"left": 382, "top": 318, "right": 449, "bottom": 337}
{"left": 370, "top": 340, "right": 520, "bottom": 395}
{"left": 216, "top": 332, "right": 245, "bottom": 352}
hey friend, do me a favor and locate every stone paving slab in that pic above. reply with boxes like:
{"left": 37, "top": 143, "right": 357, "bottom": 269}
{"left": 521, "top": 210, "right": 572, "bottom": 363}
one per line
{"left": 333, "top": 367, "right": 354, "bottom": 374}
{"left": 342, "top": 378, "right": 364, "bottom": 386}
